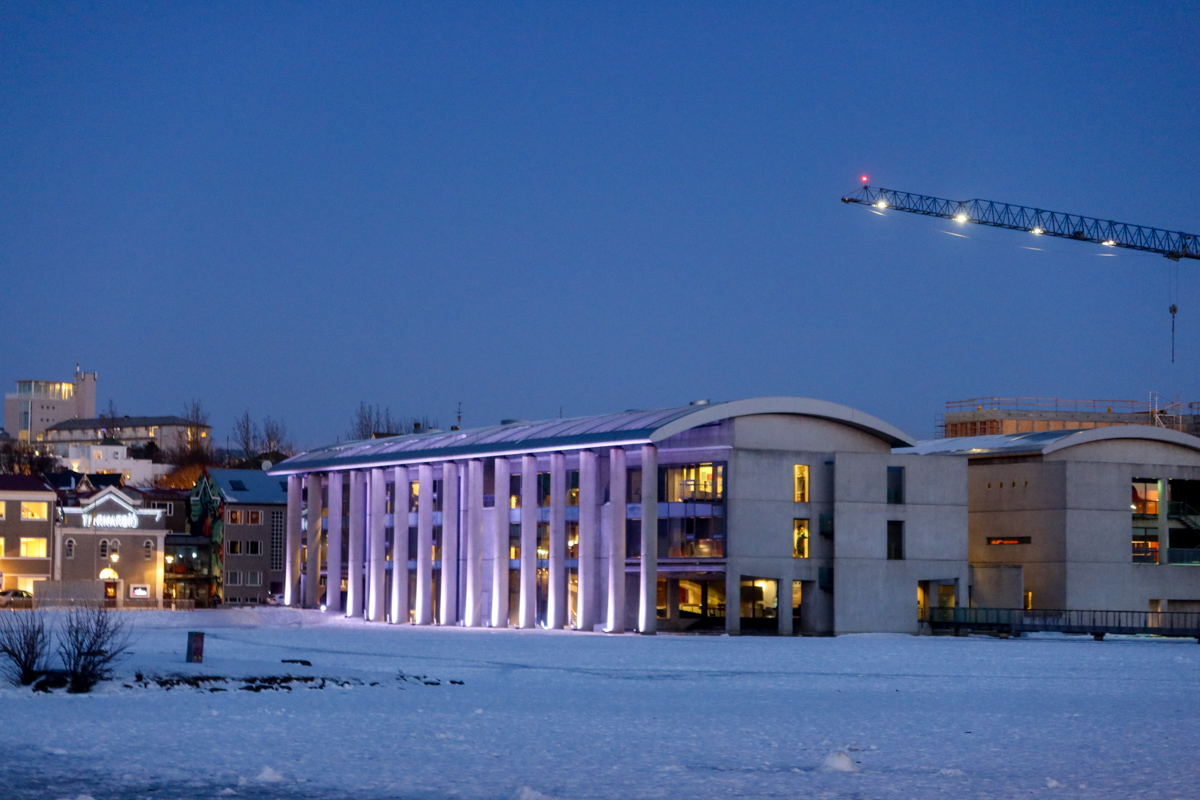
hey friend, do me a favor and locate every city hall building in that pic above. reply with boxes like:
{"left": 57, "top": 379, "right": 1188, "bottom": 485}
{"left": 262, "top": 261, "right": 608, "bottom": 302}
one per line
{"left": 269, "top": 397, "right": 968, "bottom": 635}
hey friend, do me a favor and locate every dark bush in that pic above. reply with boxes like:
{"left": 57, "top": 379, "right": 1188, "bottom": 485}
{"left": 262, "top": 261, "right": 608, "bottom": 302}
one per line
{"left": 58, "top": 606, "right": 133, "bottom": 693}
{"left": 0, "top": 609, "right": 51, "bottom": 686}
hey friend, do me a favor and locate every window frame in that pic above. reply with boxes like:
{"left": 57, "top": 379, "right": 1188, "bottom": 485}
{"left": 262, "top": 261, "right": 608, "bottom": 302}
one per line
{"left": 65, "top": 538, "right": 75, "bottom": 559}
{"left": 793, "top": 518, "right": 810, "bottom": 559}
{"left": 19, "top": 537, "right": 48, "bottom": 558}
{"left": 793, "top": 465, "right": 810, "bottom": 503}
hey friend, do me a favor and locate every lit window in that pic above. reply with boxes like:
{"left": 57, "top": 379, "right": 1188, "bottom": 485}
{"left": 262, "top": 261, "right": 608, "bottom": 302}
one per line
{"left": 21, "top": 502, "right": 48, "bottom": 521}
{"left": 19, "top": 538, "right": 47, "bottom": 558}
{"left": 248, "top": 510, "right": 262, "bottom": 525}
{"left": 793, "top": 465, "right": 809, "bottom": 502}
{"left": 663, "top": 463, "right": 724, "bottom": 502}
{"left": 987, "top": 537, "right": 1031, "bottom": 545}
{"left": 0, "top": 539, "right": 4, "bottom": 557}
{"left": 1131, "top": 480, "right": 1159, "bottom": 515}
{"left": 228, "top": 509, "right": 243, "bottom": 525}
{"left": 65, "top": 538, "right": 75, "bottom": 559}
{"left": 0, "top": 501, "right": 6, "bottom": 520}
{"left": 144, "top": 540, "right": 155, "bottom": 561}
{"left": 793, "top": 519, "right": 810, "bottom": 558}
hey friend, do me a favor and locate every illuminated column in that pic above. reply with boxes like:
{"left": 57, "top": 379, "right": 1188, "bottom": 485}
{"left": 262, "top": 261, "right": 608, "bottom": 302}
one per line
{"left": 491, "top": 456, "right": 511, "bottom": 628}
{"left": 577, "top": 449, "right": 598, "bottom": 631}
{"left": 285, "top": 474, "right": 302, "bottom": 606}
{"left": 304, "top": 474, "right": 323, "bottom": 608}
{"left": 346, "top": 471, "right": 364, "bottom": 618}
{"left": 464, "top": 459, "right": 484, "bottom": 627}
{"left": 439, "top": 462, "right": 460, "bottom": 625}
{"left": 325, "top": 472, "right": 343, "bottom": 614}
{"left": 367, "top": 468, "right": 387, "bottom": 622}
{"left": 518, "top": 454, "right": 538, "bottom": 628}
{"left": 548, "top": 451, "right": 567, "bottom": 630}
{"left": 638, "top": 444, "right": 658, "bottom": 634}
{"left": 412, "top": 463, "right": 431, "bottom": 624}
{"left": 391, "top": 466, "right": 410, "bottom": 624}
{"left": 606, "top": 447, "right": 627, "bottom": 633}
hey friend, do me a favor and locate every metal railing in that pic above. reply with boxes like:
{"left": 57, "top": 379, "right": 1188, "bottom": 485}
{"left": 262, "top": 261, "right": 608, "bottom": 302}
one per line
{"left": 925, "top": 607, "right": 1200, "bottom": 638}
{"left": 1167, "top": 548, "right": 1200, "bottom": 565}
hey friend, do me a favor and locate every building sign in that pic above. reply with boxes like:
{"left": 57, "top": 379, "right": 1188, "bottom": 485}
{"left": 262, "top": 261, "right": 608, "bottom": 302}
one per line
{"left": 62, "top": 488, "right": 165, "bottom": 531}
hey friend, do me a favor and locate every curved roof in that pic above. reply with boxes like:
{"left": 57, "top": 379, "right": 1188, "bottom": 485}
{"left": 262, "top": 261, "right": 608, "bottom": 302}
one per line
{"left": 897, "top": 425, "right": 1200, "bottom": 457}
{"left": 268, "top": 396, "right": 914, "bottom": 475}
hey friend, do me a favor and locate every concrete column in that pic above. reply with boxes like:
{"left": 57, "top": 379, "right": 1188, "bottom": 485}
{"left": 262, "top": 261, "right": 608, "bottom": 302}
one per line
{"left": 347, "top": 471, "right": 364, "bottom": 618}
{"left": 491, "top": 457, "right": 511, "bottom": 628}
{"left": 606, "top": 447, "right": 627, "bottom": 633}
{"left": 391, "top": 466, "right": 410, "bottom": 624}
{"left": 414, "top": 464, "right": 434, "bottom": 624}
{"left": 778, "top": 578, "right": 794, "bottom": 636}
{"left": 367, "top": 468, "right": 387, "bottom": 622}
{"left": 519, "top": 454, "right": 538, "bottom": 628}
{"left": 1158, "top": 478, "right": 1170, "bottom": 564}
{"left": 725, "top": 568, "right": 740, "bottom": 635}
{"left": 304, "top": 474, "right": 323, "bottom": 608}
{"left": 638, "top": 444, "right": 658, "bottom": 634}
{"left": 439, "top": 462, "right": 459, "bottom": 625}
{"left": 465, "top": 459, "right": 485, "bottom": 627}
{"left": 285, "top": 474, "right": 303, "bottom": 606}
{"left": 577, "top": 449, "right": 598, "bottom": 631}
{"left": 325, "top": 472, "right": 343, "bottom": 614}
{"left": 548, "top": 451, "right": 567, "bottom": 630}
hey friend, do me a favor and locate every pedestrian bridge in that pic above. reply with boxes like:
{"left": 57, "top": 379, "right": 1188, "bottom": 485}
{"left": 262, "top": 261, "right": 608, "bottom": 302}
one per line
{"left": 925, "top": 607, "right": 1200, "bottom": 641}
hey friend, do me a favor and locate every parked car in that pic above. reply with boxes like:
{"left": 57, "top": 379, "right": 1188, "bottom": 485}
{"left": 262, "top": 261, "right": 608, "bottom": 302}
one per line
{"left": 0, "top": 589, "right": 33, "bottom": 607}
{"left": 265, "top": 592, "right": 284, "bottom": 606}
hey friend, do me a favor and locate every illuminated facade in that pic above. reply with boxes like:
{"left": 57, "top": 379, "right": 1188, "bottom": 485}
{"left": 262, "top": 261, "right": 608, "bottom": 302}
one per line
{"left": 0, "top": 475, "right": 58, "bottom": 594}
{"left": 269, "top": 397, "right": 969, "bottom": 635}
{"left": 3, "top": 365, "right": 96, "bottom": 444}
{"left": 54, "top": 486, "right": 167, "bottom": 607}
{"left": 900, "top": 427, "right": 1200, "bottom": 613}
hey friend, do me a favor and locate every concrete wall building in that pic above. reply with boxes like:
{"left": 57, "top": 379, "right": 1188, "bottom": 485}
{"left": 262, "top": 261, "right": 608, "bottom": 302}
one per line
{"left": 0, "top": 475, "right": 57, "bottom": 594}
{"left": 3, "top": 366, "right": 97, "bottom": 444}
{"left": 269, "top": 398, "right": 969, "bottom": 635}
{"left": 57, "top": 443, "right": 172, "bottom": 486}
{"left": 54, "top": 486, "right": 167, "bottom": 607}
{"left": 900, "top": 427, "right": 1200, "bottom": 614}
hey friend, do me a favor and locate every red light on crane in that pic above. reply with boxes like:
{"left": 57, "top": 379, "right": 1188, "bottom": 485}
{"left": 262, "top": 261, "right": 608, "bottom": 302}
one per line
{"left": 860, "top": 175, "right": 868, "bottom": 182}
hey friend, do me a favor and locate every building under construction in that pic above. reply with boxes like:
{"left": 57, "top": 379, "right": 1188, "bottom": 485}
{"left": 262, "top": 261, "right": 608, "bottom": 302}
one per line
{"left": 940, "top": 397, "right": 1200, "bottom": 438}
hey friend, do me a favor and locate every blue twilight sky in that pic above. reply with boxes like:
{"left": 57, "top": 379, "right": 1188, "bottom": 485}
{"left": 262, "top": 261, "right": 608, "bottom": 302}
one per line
{"left": 2, "top": 2, "right": 1198, "bottom": 448}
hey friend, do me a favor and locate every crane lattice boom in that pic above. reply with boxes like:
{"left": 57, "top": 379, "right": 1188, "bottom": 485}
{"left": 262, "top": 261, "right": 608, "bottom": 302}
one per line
{"left": 842, "top": 186, "right": 1199, "bottom": 261}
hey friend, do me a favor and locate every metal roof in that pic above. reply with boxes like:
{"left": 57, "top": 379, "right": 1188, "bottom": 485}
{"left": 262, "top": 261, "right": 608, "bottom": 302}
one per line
{"left": 269, "top": 397, "right": 916, "bottom": 475}
{"left": 206, "top": 468, "right": 289, "bottom": 505}
{"left": 47, "top": 415, "right": 204, "bottom": 431}
{"left": 897, "top": 425, "right": 1200, "bottom": 457}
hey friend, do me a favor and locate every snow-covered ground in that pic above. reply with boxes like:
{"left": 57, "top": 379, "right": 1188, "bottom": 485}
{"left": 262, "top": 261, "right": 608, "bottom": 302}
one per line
{"left": 4, "top": 608, "right": 1197, "bottom": 799}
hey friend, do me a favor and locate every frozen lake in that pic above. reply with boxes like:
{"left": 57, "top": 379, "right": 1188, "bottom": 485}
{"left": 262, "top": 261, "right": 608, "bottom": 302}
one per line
{"left": 3, "top": 608, "right": 1197, "bottom": 799}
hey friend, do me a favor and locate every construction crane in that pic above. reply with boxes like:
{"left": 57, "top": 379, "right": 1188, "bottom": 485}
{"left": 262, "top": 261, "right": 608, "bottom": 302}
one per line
{"left": 841, "top": 184, "right": 1199, "bottom": 261}
{"left": 842, "top": 182, "right": 1198, "bottom": 360}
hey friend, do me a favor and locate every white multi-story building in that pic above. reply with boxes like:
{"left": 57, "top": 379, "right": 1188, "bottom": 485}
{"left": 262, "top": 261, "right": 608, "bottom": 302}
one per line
{"left": 269, "top": 397, "right": 969, "bottom": 635}
{"left": 3, "top": 365, "right": 96, "bottom": 445}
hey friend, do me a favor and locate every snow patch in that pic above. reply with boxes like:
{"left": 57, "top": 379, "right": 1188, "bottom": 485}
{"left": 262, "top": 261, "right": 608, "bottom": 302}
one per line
{"left": 256, "top": 766, "right": 285, "bottom": 783}
{"left": 823, "top": 751, "right": 858, "bottom": 772}
{"left": 1046, "top": 778, "right": 1062, "bottom": 788}
{"left": 512, "top": 788, "right": 556, "bottom": 800}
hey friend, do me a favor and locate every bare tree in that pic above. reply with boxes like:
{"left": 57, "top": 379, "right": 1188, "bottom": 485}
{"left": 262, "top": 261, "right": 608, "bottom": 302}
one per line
{"left": 0, "top": 610, "right": 51, "bottom": 686}
{"left": 348, "top": 402, "right": 424, "bottom": 440}
{"left": 261, "top": 416, "right": 292, "bottom": 455}
{"left": 0, "top": 441, "right": 56, "bottom": 476}
{"left": 58, "top": 606, "right": 133, "bottom": 693}
{"left": 232, "top": 410, "right": 261, "bottom": 460}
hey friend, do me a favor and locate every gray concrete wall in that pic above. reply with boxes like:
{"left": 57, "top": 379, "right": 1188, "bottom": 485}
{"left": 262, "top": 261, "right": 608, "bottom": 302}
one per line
{"left": 969, "top": 564, "right": 1024, "bottom": 607}
{"left": 832, "top": 452, "right": 969, "bottom": 634}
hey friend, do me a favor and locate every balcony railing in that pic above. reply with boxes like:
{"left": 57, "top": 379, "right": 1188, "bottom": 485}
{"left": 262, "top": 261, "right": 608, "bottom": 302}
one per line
{"left": 924, "top": 607, "right": 1200, "bottom": 638}
{"left": 1167, "top": 548, "right": 1200, "bottom": 565}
